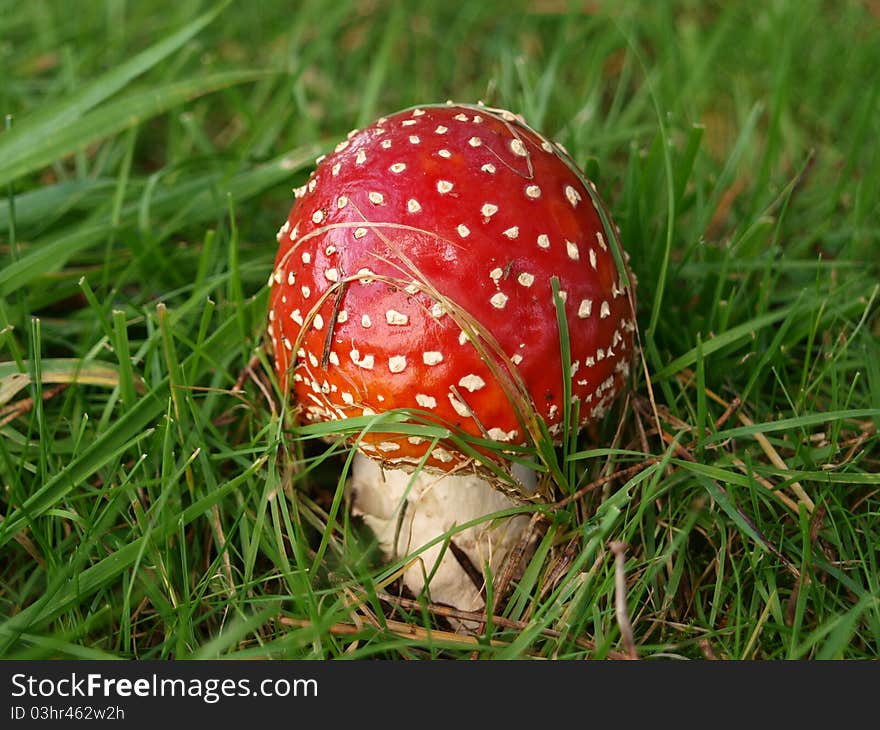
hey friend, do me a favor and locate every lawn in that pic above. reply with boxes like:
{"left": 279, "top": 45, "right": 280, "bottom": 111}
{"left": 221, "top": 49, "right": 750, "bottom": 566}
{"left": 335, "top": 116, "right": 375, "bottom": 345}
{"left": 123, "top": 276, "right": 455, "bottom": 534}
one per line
{"left": 1, "top": 0, "right": 878, "bottom": 660}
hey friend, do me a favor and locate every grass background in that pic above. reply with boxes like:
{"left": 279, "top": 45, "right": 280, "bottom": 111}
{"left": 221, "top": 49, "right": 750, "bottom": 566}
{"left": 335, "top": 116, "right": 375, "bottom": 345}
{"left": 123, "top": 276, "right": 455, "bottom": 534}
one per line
{"left": 1, "top": 0, "right": 878, "bottom": 659}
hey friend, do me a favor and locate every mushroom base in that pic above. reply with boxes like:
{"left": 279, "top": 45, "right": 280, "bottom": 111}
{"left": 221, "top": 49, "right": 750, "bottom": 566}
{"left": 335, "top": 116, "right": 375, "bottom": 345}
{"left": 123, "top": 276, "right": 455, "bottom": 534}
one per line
{"left": 346, "top": 452, "right": 534, "bottom": 621}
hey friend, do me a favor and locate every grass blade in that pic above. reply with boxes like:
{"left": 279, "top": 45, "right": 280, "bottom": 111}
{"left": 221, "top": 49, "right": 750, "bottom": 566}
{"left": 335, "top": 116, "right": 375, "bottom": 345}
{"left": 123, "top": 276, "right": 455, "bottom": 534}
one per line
{"left": 0, "top": 71, "right": 267, "bottom": 189}
{"left": 0, "top": 2, "right": 228, "bottom": 178}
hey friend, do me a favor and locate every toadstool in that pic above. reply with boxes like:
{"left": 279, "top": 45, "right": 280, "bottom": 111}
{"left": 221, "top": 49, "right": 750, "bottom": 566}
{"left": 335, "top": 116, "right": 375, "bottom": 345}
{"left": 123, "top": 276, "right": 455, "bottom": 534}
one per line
{"left": 268, "top": 103, "right": 636, "bottom": 614}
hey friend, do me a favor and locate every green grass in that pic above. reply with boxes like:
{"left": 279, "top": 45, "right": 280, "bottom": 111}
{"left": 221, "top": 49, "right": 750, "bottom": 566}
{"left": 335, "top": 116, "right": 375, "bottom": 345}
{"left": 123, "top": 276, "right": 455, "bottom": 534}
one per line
{"left": 1, "top": 0, "right": 878, "bottom": 659}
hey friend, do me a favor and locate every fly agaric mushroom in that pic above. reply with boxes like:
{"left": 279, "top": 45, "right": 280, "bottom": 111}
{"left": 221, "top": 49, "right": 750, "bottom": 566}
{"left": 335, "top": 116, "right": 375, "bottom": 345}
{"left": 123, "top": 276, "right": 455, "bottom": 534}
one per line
{"left": 268, "top": 103, "right": 635, "bottom": 613}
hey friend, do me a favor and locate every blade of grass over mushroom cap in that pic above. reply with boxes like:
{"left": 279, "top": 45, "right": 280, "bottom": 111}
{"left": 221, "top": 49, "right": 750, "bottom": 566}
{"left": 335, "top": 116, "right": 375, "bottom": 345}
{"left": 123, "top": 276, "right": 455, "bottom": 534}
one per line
{"left": 279, "top": 221, "right": 561, "bottom": 500}
{"left": 363, "top": 237, "right": 556, "bottom": 491}
{"left": 550, "top": 276, "right": 576, "bottom": 492}
{"left": 451, "top": 103, "right": 640, "bottom": 466}
{"left": 296, "top": 411, "right": 542, "bottom": 490}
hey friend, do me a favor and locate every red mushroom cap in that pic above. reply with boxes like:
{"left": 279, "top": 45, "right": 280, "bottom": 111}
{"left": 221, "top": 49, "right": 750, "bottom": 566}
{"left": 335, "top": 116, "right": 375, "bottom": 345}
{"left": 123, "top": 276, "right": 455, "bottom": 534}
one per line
{"left": 268, "top": 103, "right": 635, "bottom": 474}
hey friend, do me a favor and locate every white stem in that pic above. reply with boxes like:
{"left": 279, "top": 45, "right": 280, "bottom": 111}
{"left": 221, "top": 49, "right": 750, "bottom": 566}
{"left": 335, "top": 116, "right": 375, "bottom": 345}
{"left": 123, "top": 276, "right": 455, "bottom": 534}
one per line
{"left": 346, "top": 452, "right": 533, "bottom": 617}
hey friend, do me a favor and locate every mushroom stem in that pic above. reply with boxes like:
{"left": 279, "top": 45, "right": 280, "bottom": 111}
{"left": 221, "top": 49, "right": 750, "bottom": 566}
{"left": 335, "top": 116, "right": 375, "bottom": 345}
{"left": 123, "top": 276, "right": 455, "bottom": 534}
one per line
{"left": 346, "top": 452, "right": 534, "bottom": 619}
